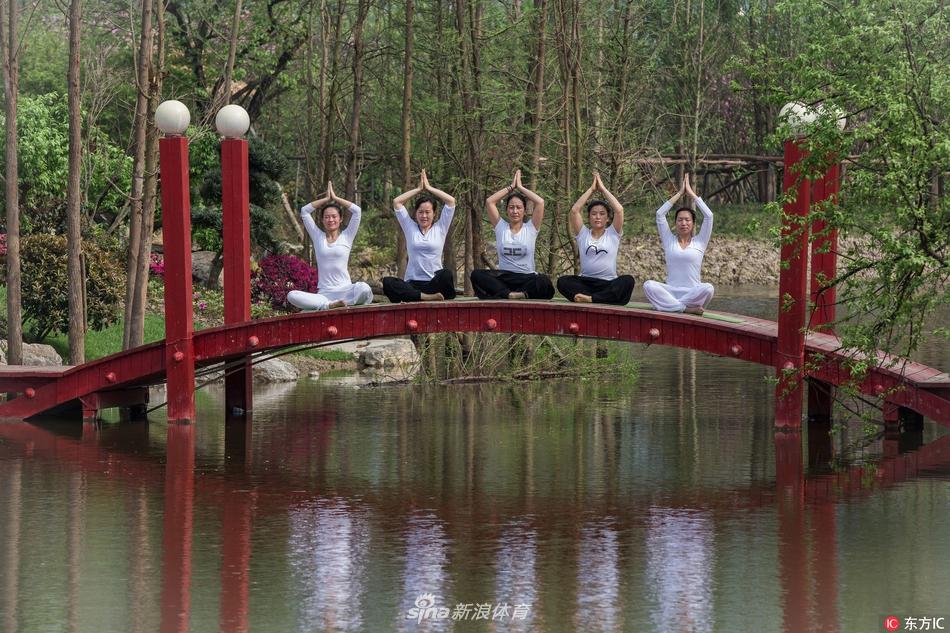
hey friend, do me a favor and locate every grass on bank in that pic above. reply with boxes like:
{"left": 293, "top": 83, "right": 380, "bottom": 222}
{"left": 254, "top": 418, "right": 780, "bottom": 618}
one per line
{"left": 45, "top": 314, "right": 167, "bottom": 361}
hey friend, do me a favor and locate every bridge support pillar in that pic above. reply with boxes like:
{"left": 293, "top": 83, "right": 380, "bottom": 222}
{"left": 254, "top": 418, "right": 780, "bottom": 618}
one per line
{"left": 221, "top": 137, "right": 253, "bottom": 416}
{"left": 775, "top": 139, "right": 811, "bottom": 430}
{"left": 807, "top": 379, "right": 833, "bottom": 424}
{"left": 159, "top": 135, "right": 196, "bottom": 423}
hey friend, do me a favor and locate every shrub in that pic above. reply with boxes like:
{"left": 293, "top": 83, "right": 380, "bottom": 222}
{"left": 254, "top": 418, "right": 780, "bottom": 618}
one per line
{"left": 251, "top": 254, "right": 318, "bottom": 310}
{"left": 21, "top": 234, "right": 125, "bottom": 341}
{"left": 149, "top": 252, "right": 165, "bottom": 278}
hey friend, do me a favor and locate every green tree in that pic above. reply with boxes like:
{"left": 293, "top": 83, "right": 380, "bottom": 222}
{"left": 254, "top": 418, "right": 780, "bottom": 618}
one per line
{"left": 748, "top": 0, "right": 949, "bottom": 360}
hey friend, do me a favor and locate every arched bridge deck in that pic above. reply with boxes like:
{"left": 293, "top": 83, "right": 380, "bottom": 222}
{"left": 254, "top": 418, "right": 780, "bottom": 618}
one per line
{"left": 0, "top": 301, "right": 947, "bottom": 423}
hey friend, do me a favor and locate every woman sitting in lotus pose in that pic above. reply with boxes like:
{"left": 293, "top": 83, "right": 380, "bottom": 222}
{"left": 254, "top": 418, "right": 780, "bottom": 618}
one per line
{"left": 470, "top": 169, "right": 555, "bottom": 300}
{"left": 287, "top": 181, "right": 373, "bottom": 311}
{"left": 382, "top": 170, "right": 457, "bottom": 303}
{"left": 642, "top": 174, "right": 715, "bottom": 315}
{"left": 556, "top": 173, "right": 635, "bottom": 305}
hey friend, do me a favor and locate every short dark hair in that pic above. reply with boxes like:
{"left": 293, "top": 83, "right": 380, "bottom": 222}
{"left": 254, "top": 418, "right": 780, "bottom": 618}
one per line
{"left": 414, "top": 195, "right": 436, "bottom": 212}
{"left": 319, "top": 203, "right": 344, "bottom": 226}
{"left": 586, "top": 199, "right": 613, "bottom": 222}
{"left": 505, "top": 192, "right": 528, "bottom": 211}
{"left": 674, "top": 206, "right": 696, "bottom": 222}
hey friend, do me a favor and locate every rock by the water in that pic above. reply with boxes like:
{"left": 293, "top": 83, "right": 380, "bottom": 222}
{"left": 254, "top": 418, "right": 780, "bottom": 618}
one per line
{"left": 0, "top": 341, "right": 64, "bottom": 366}
{"left": 202, "top": 357, "right": 299, "bottom": 384}
{"left": 358, "top": 339, "right": 420, "bottom": 370}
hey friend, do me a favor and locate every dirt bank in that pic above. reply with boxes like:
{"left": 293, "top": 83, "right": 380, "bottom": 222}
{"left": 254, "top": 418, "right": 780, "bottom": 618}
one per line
{"left": 360, "top": 235, "right": 783, "bottom": 288}
{"left": 618, "top": 235, "right": 780, "bottom": 286}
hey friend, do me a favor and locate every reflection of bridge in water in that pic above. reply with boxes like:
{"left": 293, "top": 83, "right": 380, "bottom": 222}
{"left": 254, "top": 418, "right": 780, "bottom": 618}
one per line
{"left": 1, "top": 301, "right": 948, "bottom": 427}
{"left": 1, "top": 417, "right": 947, "bottom": 632}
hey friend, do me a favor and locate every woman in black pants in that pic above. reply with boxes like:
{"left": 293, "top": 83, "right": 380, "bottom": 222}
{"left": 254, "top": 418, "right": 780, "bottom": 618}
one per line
{"left": 382, "top": 170, "right": 457, "bottom": 303}
{"left": 470, "top": 169, "right": 555, "bottom": 300}
{"left": 556, "top": 173, "right": 634, "bottom": 305}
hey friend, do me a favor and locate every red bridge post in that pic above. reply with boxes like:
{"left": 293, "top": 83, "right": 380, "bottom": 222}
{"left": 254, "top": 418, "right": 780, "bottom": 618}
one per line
{"left": 775, "top": 138, "right": 811, "bottom": 429}
{"left": 159, "top": 130, "right": 195, "bottom": 422}
{"left": 157, "top": 102, "right": 196, "bottom": 423}
{"left": 220, "top": 126, "right": 252, "bottom": 416}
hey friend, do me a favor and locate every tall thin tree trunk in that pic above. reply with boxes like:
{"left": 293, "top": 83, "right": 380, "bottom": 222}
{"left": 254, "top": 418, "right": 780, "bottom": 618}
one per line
{"left": 304, "top": 3, "right": 316, "bottom": 200}
{"left": 129, "top": 0, "right": 164, "bottom": 347}
{"left": 344, "top": 0, "right": 370, "bottom": 200}
{"left": 66, "top": 0, "right": 85, "bottom": 364}
{"left": 217, "top": 0, "right": 242, "bottom": 110}
{"left": 397, "top": 0, "right": 414, "bottom": 277}
{"left": 0, "top": 0, "right": 22, "bottom": 365}
{"left": 319, "top": 0, "right": 345, "bottom": 187}
{"left": 455, "top": 0, "right": 484, "bottom": 294}
{"left": 123, "top": 0, "right": 154, "bottom": 350}
{"left": 528, "top": 0, "right": 547, "bottom": 190}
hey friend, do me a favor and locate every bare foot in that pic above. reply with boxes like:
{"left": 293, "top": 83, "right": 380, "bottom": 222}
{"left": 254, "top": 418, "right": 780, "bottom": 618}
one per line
{"left": 574, "top": 294, "right": 592, "bottom": 303}
{"left": 328, "top": 300, "right": 346, "bottom": 309}
{"left": 684, "top": 306, "right": 704, "bottom": 315}
{"left": 507, "top": 291, "right": 526, "bottom": 300}
{"left": 420, "top": 292, "right": 444, "bottom": 301}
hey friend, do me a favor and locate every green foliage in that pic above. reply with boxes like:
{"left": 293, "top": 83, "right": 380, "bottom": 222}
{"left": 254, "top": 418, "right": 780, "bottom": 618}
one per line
{"left": 0, "top": 93, "right": 132, "bottom": 233}
{"left": 20, "top": 234, "right": 126, "bottom": 341}
{"left": 744, "top": 0, "right": 950, "bottom": 359}
{"left": 248, "top": 138, "right": 288, "bottom": 181}
{"left": 190, "top": 203, "right": 277, "bottom": 254}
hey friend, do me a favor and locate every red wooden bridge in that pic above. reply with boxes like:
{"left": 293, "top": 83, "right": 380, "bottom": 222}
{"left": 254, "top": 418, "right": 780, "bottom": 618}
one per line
{"left": 0, "top": 300, "right": 948, "bottom": 426}
{"left": 0, "top": 121, "right": 946, "bottom": 428}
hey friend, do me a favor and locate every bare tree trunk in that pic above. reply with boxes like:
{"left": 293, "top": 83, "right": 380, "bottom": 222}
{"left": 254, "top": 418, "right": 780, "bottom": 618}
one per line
{"left": 123, "top": 0, "right": 154, "bottom": 350}
{"left": 319, "top": 0, "right": 345, "bottom": 187}
{"left": 66, "top": 0, "right": 85, "bottom": 364}
{"left": 527, "top": 0, "right": 547, "bottom": 190}
{"left": 454, "top": 0, "right": 485, "bottom": 294}
{"left": 303, "top": 2, "right": 317, "bottom": 199}
{"left": 0, "top": 0, "right": 22, "bottom": 365}
{"left": 344, "top": 0, "right": 370, "bottom": 200}
{"left": 397, "top": 0, "right": 414, "bottom": 277}
{"left": 129, "top": 0, "right": 164, "bottom": 347}
{"left": 216, "top": 0, "right": 242, "bottom": 110}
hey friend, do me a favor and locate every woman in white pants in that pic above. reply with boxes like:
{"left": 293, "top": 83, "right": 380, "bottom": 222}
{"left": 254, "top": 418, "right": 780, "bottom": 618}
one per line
{"left": 287, "top": 181, "right": 374, "bottom": 311}
{"left": 642, "top": 174, "right": 715, "bottom": 315}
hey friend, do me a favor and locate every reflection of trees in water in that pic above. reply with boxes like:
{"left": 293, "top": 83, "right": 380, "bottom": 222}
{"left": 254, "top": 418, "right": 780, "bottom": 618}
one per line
{"left": 263, "top": 377, "right": 777, "bottom": 508}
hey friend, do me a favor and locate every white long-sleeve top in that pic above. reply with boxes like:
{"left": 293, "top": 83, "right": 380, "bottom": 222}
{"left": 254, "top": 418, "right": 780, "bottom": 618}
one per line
{"left": 656, "top": 197, "right": 714, "bottom": 288}
{"left": 395, "top": 204, "right": 455, "bottom": 281}
{"left": 301, "top": 202, "right": 361, "bottom": 292}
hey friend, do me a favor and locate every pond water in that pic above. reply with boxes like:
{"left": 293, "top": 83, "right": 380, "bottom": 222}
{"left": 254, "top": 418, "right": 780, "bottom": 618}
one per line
{"left": 0, "top": 287, "right": 948, "bottom": 632}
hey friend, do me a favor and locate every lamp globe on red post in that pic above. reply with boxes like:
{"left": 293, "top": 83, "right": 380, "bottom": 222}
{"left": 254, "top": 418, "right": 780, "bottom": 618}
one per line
{"left": 156, "top": 100, "right": 197, "bottom": 423}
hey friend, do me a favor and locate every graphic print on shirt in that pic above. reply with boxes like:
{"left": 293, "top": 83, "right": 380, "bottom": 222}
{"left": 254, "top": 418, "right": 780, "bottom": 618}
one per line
{"left": 503, "top": 246, "right": 528, "bottom": 258}
{"left": 585, "top": 244, "right": 608, "bottom": 256}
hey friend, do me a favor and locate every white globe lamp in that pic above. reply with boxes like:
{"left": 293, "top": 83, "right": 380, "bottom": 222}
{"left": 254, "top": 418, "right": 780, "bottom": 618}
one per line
{"left": 819, "top": 104, "right": 847, "bottom": 131}
{"left": 215, "top": 104, "right": 251, "bottom": 139}
{"left": 779, "top": 101, "right": 818, "bottom": 136}
{"left": 155, "top": 100, "right": 191, "bottom": 136}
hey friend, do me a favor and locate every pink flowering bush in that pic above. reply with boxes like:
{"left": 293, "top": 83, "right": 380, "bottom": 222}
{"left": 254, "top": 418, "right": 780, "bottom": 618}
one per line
{"left": 149, "top": 252, "right": 165, "bottom": 278}
{"left": 251, "top": 254, "right": 318, "bottom": 310}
